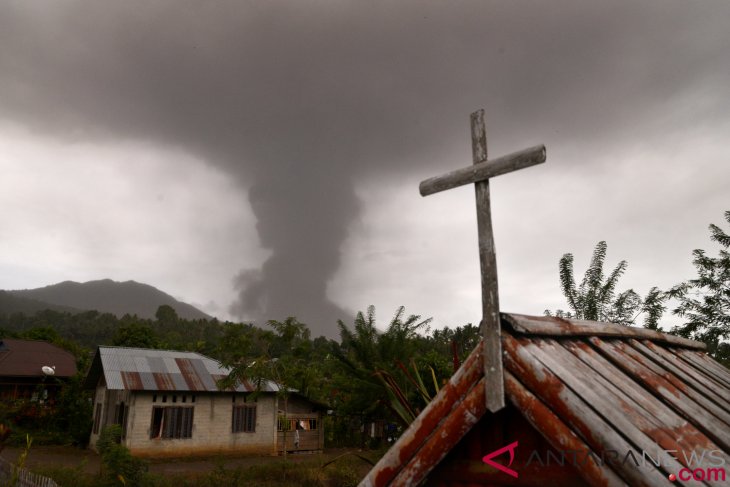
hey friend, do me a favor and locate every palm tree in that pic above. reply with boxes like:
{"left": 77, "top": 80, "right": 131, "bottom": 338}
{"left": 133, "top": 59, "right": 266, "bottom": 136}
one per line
{"left": 546, "top": 241, "right": 665, "bottom": 327}
{"left": 333, "top": 306, "right": 435, "bottom": 426}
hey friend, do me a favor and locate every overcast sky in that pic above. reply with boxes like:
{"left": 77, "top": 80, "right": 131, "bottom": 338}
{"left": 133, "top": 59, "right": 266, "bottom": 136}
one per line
{"left": 1, "top": 1, "right": 728, "bottom": 337}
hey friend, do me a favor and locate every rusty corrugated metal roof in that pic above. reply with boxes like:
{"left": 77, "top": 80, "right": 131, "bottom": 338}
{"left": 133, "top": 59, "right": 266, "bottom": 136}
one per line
{"left": 87, "top": 346, "right": 279, "bottom": 393}
{"left": 361, "top": 313, "right": 730, "bottom": 487}
{"left": 0, "top": 338, "right": 77, "bottom": 378}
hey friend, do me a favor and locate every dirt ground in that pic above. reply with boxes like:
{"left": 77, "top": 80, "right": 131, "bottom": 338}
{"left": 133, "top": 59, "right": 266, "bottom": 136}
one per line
{"left": 0, "top": 445, "right": 371, "bottom": 476}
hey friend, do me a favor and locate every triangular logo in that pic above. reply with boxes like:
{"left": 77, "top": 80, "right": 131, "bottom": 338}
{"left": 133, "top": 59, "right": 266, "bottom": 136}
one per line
{"left": 482, "top": 441, "right": 519, "bottom": 478}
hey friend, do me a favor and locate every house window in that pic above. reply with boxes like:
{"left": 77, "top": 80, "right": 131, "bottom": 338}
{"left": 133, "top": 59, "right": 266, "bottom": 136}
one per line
{"left": 150, "top": 406, "right": 194, "bottom": 439}
{"left": 93, "top": 403, "right": 102, "bottom": 434}
{"left": 278, "top": 418, "right": 317, "bottom": 431}
{"left": 232, "top": 405, "right": 256, "bottom": 433}
{"left": 113, "top": 401, "right": 128, "bottom": 439}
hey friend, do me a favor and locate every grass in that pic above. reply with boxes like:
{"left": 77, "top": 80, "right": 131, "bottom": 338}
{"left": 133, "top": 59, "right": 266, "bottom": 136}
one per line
{"left": 36, "top": 450, "right": 382, "bottom": 487}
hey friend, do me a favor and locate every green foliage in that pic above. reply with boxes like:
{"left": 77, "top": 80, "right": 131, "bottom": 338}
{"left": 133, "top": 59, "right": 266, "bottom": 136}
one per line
{"left": 323, "top": 464, "right": 360, "bottom": 487}
{"left": 639, "top": 291, "right": 667, "bottom": 330}
{"left": 37, "top": 451, "right": 378, "bottom": 487}
{"left": 35, "top": 464, "right": 98, "bottom": 487}
{"left": 669, "top": 211, "right": 730, "bottom": 364}
{"left": 221, "top": 317, "right": 306, "bottom": 392}
{"left": 333, "top": 306, "right": 437, "bottom": 427}
{"left": 375, "top": 358, "right": 441, "bottom": 425}
{"left": 0, "top": 309, "right": 119, "bottom": 350}
{"left": 1, "top": 300, "right": 486, "bottom": 448}
{"left": 0, "top": 328, "right": 93, "bottom": 447}
{"left": 0, "top": 308, "right": 226, "bottom": 357}
{"left": 20, "top": 326, "right": 61, "bottom": 342}
{"left": 220, "top": 317, "right": 336, "bottom": 404}
{"left": 428, "top": 323, "right": 481, "bottom": 370}
{"left": 6, "top": 434, "right": 33, "bottom": 487}
{"left": 96, "top": 425, "right": 149, "bottom": 487}
{"left": 53, "top": 375, "right": 93, "bottom": 446}
{"left": 154, "top": 305, "right": 179, "bottom": 325}
{"left": 220, "top": 316, "right": 331, "bottom": 460}
{"left": 215, "top": 323, "right": 255, "bottom": 365}
{"left": 112, "top": 322, "right": 161, "bottom": 349}
{"left": 546, "top": 241, "right": 665, "bottom": 327}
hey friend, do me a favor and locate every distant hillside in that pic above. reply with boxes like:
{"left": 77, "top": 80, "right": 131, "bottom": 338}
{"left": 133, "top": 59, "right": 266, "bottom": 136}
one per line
{"left": 7, "top": 279, "right": 210, "bottom": 320}
{"left": 0, "top": 290, "right": 83, "bottom": 316}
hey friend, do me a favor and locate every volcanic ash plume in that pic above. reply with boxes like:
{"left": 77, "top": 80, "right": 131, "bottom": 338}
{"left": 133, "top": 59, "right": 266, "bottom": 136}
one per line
{"left": 229, "top": 171, "right": 358, "bottom": 338}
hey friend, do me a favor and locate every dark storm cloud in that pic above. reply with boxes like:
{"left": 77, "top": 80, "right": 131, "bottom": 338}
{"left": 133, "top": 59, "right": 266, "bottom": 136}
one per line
{"left": 1, "top": 0, "right": 728, "bottom": 336}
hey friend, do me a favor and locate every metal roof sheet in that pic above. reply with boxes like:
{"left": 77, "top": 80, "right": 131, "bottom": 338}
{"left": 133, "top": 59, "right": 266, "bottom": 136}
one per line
{"left": 89, "top": 346, "right": 279, "bottom": 393}
{"left": 361, "top": 313, "right": 730, "bottom": 487}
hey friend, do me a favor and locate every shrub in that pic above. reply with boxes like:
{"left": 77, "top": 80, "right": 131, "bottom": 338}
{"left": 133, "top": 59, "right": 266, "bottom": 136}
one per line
{"left": 53, "top": 375, "right": 93, "bottom": 446}
{"left": 96, "top": 425, "right": 149, "bottom": 486}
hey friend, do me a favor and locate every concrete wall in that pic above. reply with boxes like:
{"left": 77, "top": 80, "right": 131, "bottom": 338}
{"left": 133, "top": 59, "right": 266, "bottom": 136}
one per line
{"left": 89, "top": 380, "right": 109, "bottom": 448}
{"left": 125, "top": 392, "right": 278, "bottom": 458}
{"left": 89, "top": 387, "right": 280, "bottom": 458}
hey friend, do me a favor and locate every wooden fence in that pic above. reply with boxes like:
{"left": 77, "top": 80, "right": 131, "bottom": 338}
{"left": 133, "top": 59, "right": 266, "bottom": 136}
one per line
{"left": 0, "top": 456, "right": 59, "bottom": 487}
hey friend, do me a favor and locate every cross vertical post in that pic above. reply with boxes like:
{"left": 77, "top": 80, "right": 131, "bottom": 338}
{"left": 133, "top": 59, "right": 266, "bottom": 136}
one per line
{"left": 470, "top": 109, "right": 504, "bottom": 412}
{"left": 418, "top": 109, "right": 546, "bottom": 414}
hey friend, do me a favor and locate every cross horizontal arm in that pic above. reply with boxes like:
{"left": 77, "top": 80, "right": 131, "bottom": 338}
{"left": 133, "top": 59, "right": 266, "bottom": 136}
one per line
{"left": 419, "top": 144, "right": 546, "bottom": 197}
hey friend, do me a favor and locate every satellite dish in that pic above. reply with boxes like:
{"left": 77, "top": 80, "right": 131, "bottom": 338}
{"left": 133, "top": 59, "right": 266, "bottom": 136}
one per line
{"left": 42, "top": 365, "right": 56, "bottom": 376}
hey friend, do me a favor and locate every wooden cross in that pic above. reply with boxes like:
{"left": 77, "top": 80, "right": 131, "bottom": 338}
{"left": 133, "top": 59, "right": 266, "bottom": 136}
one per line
{"left": 419, "top": 109, "right": 546, "bottom": 412}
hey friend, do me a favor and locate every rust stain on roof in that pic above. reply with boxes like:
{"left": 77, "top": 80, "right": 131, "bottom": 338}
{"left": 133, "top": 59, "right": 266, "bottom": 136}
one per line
{"left": 152, "top": 372, "right": 176, "bottom": 391}
{"left": 120, "top": 371, "right": 143, "bottom": 390}
{"left": 176, "top": 358, "right": 206, "bottom": 391}
{"left": 361, "top": 313, "right": 729, "bottom": 487}
{"left": 366, "top": 340, "right": 483, "bottom": 487}
{"left": 84, "top": 346, "right": 281, "bottom": 393}
{"left": 504, "top": 371, "right": 622, "bottom": 487}
{"left": 391, "top": 377, "right": 487, "bottom": 485}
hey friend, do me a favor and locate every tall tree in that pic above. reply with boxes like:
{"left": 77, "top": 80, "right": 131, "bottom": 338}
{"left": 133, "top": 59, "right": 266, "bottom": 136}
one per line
{"left": 112, "top": 321, "right": 161, "bottom": 349}
{"left": 546, "top": 241, "right": 665, "bottom": 327}
{"left": 220, "top": 317, "right": 315, "bottom": 460}
{"left": 669, "top": 211, "right": 730, "bottom": 364}
{"left": 333, "top": 306, "right": 434, "bottom": 426}
{"left": 155, "top": 304, "right": 179, "bottom": 325}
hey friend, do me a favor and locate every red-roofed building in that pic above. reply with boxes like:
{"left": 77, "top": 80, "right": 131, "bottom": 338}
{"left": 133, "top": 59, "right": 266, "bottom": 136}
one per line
{"left": 361, "top": 313, "right": 730, "bottom": 487}
{"left": 0, "top": 338, "right": 77, "bottom": 404}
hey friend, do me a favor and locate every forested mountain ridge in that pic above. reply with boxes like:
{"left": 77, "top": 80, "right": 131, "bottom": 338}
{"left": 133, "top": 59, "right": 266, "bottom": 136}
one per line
{"left": 5, "top": 279, "right": 210, "bottom": 320}
{"left": 0, "top": 290, "right": 83, "bottom": 315}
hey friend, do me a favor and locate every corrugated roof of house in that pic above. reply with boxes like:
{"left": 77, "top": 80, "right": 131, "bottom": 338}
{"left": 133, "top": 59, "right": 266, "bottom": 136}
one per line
{"left": 0, "top": 338, "right": 77, "bottom": 378}
{"left": 85, "top": 346, "right": 279, "bottom": 393}
{"left": 360, "top": 313, "right": 730, "bottom": 487}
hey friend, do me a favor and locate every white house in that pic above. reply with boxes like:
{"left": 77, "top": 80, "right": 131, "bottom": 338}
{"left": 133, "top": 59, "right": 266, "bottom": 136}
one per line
{"left": 84, "top": 346, "right": 324, "bottom": 458}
